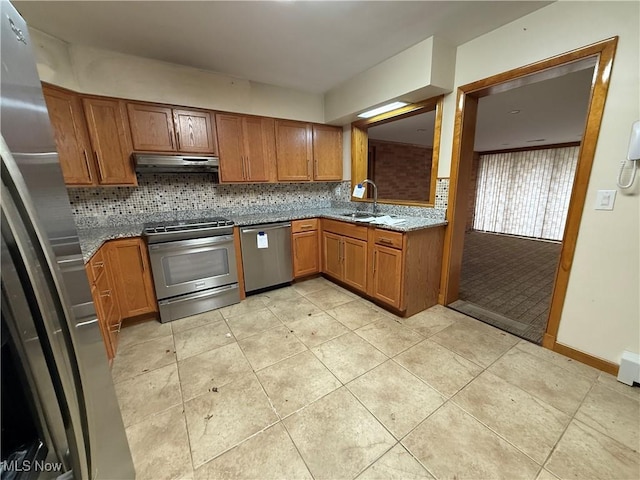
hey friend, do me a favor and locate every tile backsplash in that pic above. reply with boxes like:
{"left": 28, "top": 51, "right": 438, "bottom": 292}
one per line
{"left": 68, "top": 176, "right": 447, "bottom": 222}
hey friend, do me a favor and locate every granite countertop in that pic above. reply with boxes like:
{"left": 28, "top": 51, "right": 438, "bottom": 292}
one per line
{"left": 77, "top": 207, "right": 446, "bottom": 263}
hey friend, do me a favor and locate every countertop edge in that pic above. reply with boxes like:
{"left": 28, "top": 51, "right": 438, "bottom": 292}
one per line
{"left": 78, "top": 210, "right": 447, "bottom": 263}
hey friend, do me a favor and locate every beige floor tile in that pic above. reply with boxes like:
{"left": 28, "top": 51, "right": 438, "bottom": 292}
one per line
{"left": 325, "top": 299, "right": 388, "bottom": 330}
{"left": 395, "top": 340, "right": 482, "bottom": 398}
{"left": 238, "top": 325, "right": 307, "bottom": 371}
{"left": 255, "top": 285, "right": 304, "bottom": 306}
{"left": 403, "top": 403, "right": 540, "bottom": 480}
{"left": 535, "top": 469, "right": 559, "bottom": 480}
{"left": 545, "top": 420, "right": 640, "bottom": 480}
{"left": 171, "top": 309, "right": 225, "bottom": 334}
{"left": 288, "top": 312, "right": 350, "bottom": 348}
{"left": 488, "top": 347, "right": 593, "bottom": 415}
{"left": 111, "top": 335, "right": 176, "bottom": 383}
{"left": 257, "top": 350, "right": 341, "bottom": 418}
{"left": 284, "top": 387, "right": 396, "bottom": 480}
{"left": 305, "top": 286, "right": 354, "bottom": 310}
{"left": 267, "top": 296, "right": 323, "bottom": 325}
{"left": 292, "top": 276, "right": 333, "bottom": 296}
{"left": 176, "top": 469, "right": 195, "bottom": 480}
{"left": 597, "top": 372, "right": 640, "bottom": 402}
{"left": 312, "top": 332, "right": 387, "bottom": 383}
{"left": 115, "top": 363, "right": 182, "bottom": 427}
{"left": 452, "top": 371, "right": 570, "bottom": 464}
{"left": 219, "top": 295, "right": 267, "bottom": 319}
{"left": 224, "top": 307, "right": 282, "bottom": 339}
{"left": 125, "top": 405, "right": 192, "bottom": 480}
{"left": 184, "top": 374, "right": 279, "bottom": 468}
{"left": 574, "top": 383, "right": 640, "bottom": 451}
{"left": 118, "top": 319, "right": 172, "bottom": 349}
{"left": 173, "top": 319, "right": 234, "bottom": 361}
{"left": 398, "top": 307, "right": 457, "bottom": 338}
{"left": 329, "top": 283, "right": 361, "bottom": 299}
{"left": 194, "top": 423, "right": 312, "bottom": 480}
{"left": 356, "top": 444, "right": 434, "bottom": 480}
{"left": 348, "top": 360, "right": 444, "bottom": 439}
{"left": 356, "top": 317, "right": 423, "bottom": 357}
{"left": 515, "top": 340, "right": 601, "bottom": 381}
{"left": 178, "top": 342, "right": 253, "bottom": 401}
{"left": 430, "top": 320, "right": 518, "bottom": 368}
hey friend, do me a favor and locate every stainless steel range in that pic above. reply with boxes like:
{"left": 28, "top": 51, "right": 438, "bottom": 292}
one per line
{"left": 143, "top": 217, "right": 240, "bottom": 323}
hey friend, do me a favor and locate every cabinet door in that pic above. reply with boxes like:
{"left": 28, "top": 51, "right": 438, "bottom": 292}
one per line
{"left": 82, "top": 98, "right": 136, "bottom": 185}
{"left": 293, "top": 230, "right": 319, "bottom": 278}
{"left": 127, "top": 103, "right": 176, "bottom": 152}
{"left": 322, "top": 231, "right": 343, "bottom": 280}
{"left": 343, "top": 237, "right": 367, "bottom": 292}
{"left": 275, "top": 120, "right": 312, "bottom": 181}
{"left": 243, "top": 116, "right": 272, "bottom": 182}
{"left": 43, "top": 85, "right": 96, "bottom": 186}
{"left": 313, "top": 124, "right": 342, "bottom": 181}
{"left": 372, "top": 244, "right": 403, "bottom": 308}
{"left": 107, "top": 238, "right": 158, "bottom": 318}
{"left": 216, "top": 113, "right": 245, "bottom": 182}
{"left": 174, "top": 109, "right": 216, "bottom": 154}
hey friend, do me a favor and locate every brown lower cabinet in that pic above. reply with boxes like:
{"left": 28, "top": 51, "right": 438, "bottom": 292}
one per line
{"left": 86, "top": 237, "right": 157, "bottom": 360}
{"left": 292, "top": 219, "right": 320, "bottom": 278}
{"left": 321, "top": 219, "right": 368, "bottom": 292}
{"left": 320, "top": 218, "right": 444, "bottom": 317}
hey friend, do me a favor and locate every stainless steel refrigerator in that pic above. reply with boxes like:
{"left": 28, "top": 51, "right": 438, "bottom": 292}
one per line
{"left": 0, "top": 1, "right": 135, "bottom": 478}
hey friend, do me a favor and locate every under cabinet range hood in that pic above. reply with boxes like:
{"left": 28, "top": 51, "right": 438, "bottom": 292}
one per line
{"left": 134, "top": 153, "right": 220, "bottom": 175}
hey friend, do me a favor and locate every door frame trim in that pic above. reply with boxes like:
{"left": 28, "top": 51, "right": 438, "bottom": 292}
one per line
{"left": 440, "top": 37, "right": 618, "bottom": 364}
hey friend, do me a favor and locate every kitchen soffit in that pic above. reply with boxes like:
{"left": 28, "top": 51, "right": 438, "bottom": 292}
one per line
{"left": 14, "top": 1, "right": 551, "bottom": 94}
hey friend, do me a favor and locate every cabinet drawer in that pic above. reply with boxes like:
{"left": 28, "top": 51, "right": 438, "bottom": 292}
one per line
{"left": 374, "top": 229, "right": 404, "bottom": 249}
{"left": 292, "top": 218, "right": 318, "bottom": 233}
{"left": 321, "top": 219, "right": 368, "bottom": 241}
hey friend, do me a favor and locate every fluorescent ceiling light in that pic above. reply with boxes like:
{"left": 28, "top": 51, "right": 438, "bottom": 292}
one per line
{"left": 357, "top": 101, "right": 408, "bottom": 118}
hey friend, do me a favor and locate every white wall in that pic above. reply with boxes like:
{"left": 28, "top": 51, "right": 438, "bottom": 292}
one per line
{"left": 442, "top": 0, "right": 639, "bottom": 364}
{"left": 30, "top": 29, "right": 325, "bottom": 123}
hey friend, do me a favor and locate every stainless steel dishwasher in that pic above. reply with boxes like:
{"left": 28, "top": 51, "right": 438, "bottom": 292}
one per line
{"left": 240, "top": 222, "right": 293, "bottom": 292}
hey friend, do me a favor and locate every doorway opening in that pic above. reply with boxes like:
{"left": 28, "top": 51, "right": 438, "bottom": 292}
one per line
{"left": 440, "top": 38, "right": 618, "bottom": 354}
{"left": 449, "top": 67, "right": 594, "bottom": 344}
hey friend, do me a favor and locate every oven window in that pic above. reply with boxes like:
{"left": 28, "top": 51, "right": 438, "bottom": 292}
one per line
{"left": 162, "top": 249, "right": 230, "bottom": 285}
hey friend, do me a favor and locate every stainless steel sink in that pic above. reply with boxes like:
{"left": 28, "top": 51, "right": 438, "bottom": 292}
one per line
{"left": 339, "top": 212, "right": 377, "bottom": 219}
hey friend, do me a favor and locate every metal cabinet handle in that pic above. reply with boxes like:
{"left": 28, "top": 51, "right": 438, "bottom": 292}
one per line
{"left": 373, "top": 250, "right": 377, "bottom": 274}
{"left": 94, "top": 150, "right": 105, "bottom": 181}
{"left": 99, "top": 290, "right": 111, "bottom": 298}
{"left": 169, "top": 131, "right": 174, "bottom": 149}
{"left": 300, "top": 224, "right": 314, "bottom": 229}
{"left": 175, "top": 130, "right": 181, "bottom": 149}
{"left": 246, "top": 156, "right": 251, "bottom": 179}
{"left": 92, "top": 261, "right": 104, "bottom": 268}
{"left": 340, "top": 240, "right": 344, "bottom": 263}
{"left": 83, "top": 150, "right": 93, "bottom": 182}
{"left": 241, "top": 156, "right": 246, "bottom": 180}
{"left": 378, "top": 238, "right": 394, "bottom": 246}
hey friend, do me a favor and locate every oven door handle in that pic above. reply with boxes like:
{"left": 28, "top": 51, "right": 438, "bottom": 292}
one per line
{"left": 148, "top": 235, "right": 234, "bottom": 252}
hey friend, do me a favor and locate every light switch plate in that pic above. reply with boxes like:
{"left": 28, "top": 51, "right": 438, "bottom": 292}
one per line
{"left": 595, "top": 189, "right": 616, "bottom": 210}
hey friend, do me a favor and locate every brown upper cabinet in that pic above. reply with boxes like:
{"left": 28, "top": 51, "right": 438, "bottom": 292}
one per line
{"left": 127, "top": 102, "right": 217, "bottom": 155}
{"left": 215, "top": 113, "right": 274, "bottom": 182}
{"left": 312, "top": 124, "right": 343, "bottom": 181}
{"left": 82, "top": 97, "right": 137, "bottom": 186}
{"left": 275, "top": 121, "right": 342, "bottom": 182}
{"left": 43, "top": 85, "right": 136, "bottom": 186}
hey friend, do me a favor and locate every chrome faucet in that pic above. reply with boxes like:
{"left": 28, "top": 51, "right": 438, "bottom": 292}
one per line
{"left": 360, "top": 179, "right": 378, "bottom": 215}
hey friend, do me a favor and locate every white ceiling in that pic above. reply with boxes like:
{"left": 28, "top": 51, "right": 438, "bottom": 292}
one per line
{"left": 17, "top": 0, "right": 591, "bottom": 151}
{"left": 366, "top": 67, "right": 594, "bottom": 151}
{"left": 15, "top": 1, "right": 550, "bottom": 94}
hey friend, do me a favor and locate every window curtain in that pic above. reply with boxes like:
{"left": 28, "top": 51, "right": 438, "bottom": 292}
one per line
{"left": 473, "top": 146, "right": 579, "bottom": 241}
